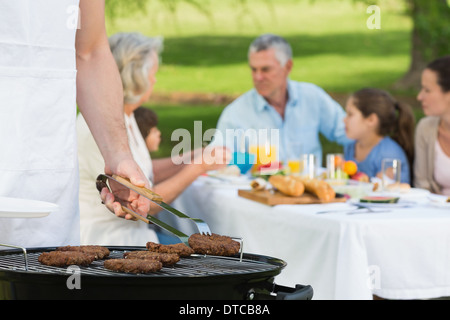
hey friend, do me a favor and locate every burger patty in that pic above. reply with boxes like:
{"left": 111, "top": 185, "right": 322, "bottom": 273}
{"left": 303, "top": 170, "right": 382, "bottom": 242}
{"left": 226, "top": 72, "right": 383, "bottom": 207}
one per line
{"left": 38, "top": 251, "right": 96, "bottom": 267}
{"left": 56, "top": 245, "right": 110, "bottom": 260}
{"left": 103, "top": 259, "right": 162, "bottom": 274}
{"left": 188, "top": 233, "right": 240, "bottom": 256}
{"left": 146, "top": 242, "right": 194, "bottom": 257}
{"left": 123, "top": 251, "right": 180, "bottom": 266}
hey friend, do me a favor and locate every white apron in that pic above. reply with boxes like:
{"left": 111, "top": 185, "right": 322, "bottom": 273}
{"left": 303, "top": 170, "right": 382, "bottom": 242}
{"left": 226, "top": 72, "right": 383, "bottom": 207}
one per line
{"left": 0, "top": 0, "right": 80, "bottom": 247}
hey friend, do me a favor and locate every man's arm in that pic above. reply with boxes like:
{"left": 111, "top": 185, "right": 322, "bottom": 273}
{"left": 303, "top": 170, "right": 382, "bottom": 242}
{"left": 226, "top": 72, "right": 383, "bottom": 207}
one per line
{"left": 75, "top": 0, "right": 149, "bottom": 218}
{"left": 316, "top": 86, "right": 352, "bottom": 146}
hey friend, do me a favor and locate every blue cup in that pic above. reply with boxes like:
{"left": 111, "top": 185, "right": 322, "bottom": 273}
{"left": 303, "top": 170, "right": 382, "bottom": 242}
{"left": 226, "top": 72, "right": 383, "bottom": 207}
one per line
{"left": 229, "top": 152, "right": 255, "bottom": 174}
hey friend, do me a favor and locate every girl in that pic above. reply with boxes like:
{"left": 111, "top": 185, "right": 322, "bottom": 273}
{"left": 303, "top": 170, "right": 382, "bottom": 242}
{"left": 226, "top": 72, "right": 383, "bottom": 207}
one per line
{"left": 134, "top": 106, "right": 161, "bottom": 153}
{"left": 343, "top": 88, "right": 415, "bottom": 184}
{"left": 415, "top": 55, "right": 450, "bottom": 195}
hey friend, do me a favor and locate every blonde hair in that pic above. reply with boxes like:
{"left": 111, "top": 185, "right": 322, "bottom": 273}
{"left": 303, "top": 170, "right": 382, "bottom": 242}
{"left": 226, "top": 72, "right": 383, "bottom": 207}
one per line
{"left": 109, "top": 32, "right": 163, "bottom": 104}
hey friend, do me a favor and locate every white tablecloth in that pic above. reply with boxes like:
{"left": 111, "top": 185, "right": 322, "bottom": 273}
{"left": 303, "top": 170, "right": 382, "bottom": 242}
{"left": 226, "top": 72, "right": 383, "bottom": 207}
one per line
{"left": 161, "top": 176, "right": 450, "bottom": 300}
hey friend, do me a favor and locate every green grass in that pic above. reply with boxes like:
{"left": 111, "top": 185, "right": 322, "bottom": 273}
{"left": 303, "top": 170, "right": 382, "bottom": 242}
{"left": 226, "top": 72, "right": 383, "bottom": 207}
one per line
{"left": 147, "top": 104, "right": 224, "bottom": 159}
{"left": 106, "top": 0, "right": 413, "bottom": 95}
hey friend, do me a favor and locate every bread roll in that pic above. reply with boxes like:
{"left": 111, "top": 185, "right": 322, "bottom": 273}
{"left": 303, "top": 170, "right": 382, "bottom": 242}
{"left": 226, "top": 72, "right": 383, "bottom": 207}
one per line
{"left": 250, "top": 178, "right": 267, "bottom": 191}
{"left": 292, "top": 177, "right": 335, "bottom": 202}
{"left": 269, "top": 175, "right": 305, "bottom": 197}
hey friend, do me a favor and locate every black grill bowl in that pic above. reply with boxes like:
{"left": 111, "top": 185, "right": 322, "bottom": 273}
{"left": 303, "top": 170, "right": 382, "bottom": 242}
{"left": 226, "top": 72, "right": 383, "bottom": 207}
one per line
{"left": 0, "top": 246, "right": 313, "bottom": 300}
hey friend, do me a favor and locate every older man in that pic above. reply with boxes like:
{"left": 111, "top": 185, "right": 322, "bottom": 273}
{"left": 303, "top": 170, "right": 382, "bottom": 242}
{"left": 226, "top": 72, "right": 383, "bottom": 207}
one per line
{"left": 213, "top": 34, "right": 350, "bottom": 166}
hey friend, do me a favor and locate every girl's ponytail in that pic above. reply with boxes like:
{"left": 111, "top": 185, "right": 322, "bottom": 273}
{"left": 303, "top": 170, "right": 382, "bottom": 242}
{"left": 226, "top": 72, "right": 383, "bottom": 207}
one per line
{"left": 391, "top": 100, "right": 415, "bottom": 179}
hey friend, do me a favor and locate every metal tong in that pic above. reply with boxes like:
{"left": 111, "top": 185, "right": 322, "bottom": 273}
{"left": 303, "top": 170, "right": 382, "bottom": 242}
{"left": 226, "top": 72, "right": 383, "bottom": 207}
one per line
{"left": 96, "top": 174, "right": 211, "bottom": 246}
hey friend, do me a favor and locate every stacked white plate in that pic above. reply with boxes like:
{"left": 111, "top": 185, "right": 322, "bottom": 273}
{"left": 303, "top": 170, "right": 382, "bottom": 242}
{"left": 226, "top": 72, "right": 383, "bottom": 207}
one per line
{"left": 0, "top": 196, "right": 58, "bottom": 218}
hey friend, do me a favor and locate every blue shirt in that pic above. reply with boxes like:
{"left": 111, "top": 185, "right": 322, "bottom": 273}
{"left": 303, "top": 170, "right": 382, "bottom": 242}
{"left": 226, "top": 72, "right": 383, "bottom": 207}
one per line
{"left": 212, "top": 80, "right": 351, "bottom": 165}
{"left": 344, "top": 137, "right": 411, "bottom": 184}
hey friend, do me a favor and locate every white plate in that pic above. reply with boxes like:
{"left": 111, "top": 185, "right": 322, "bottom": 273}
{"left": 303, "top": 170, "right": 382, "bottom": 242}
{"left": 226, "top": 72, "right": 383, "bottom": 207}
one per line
{"left": 201, "top": 174, "right": 252, "bottom": 188}
{"left": 427, "top": 194, "right": 450, "bottom": 209}
{"left": 370, "top": 188, "right": 430, "bottom": 199}
{"left": 350, "top": 198, "right": 416, "bottom": 209}
{"left": 429, "top": 202, "right": 450, "bottom": 209}
{"left": 0, "top": 196, "right": 58, "bottom": 218}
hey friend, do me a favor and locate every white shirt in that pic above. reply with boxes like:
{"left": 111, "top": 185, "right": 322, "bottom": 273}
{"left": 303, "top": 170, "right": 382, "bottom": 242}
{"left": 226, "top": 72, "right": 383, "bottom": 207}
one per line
{"left": 434, "top": 140, "right": 450, "bottom": 196}
{"left": 77, "top": 113, "right": 158, "bottom": 246}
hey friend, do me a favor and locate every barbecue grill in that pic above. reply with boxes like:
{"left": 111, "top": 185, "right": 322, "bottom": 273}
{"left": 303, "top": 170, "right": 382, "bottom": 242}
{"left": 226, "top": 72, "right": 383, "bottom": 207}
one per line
{"left": 0, "top": 246, "right": 313, "bottom": 300}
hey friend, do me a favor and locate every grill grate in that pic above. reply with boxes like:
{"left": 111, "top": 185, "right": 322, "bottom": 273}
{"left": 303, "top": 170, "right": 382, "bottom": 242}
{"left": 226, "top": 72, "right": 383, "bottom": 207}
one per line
{"left": 0, "top": 249, "right": 280, "bottom": 278}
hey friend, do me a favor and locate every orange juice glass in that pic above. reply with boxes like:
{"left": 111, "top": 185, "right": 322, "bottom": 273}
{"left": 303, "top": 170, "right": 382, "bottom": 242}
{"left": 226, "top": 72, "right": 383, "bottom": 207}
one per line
{"left": 249, "top": 145, "right": 277, "bottom": 170}
{"left": 287, "top": 159, "right": 301, "bottom": 175}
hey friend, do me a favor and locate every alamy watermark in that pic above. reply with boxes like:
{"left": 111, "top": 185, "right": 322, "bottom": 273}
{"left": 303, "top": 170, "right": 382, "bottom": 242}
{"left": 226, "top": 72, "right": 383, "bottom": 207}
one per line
{"left": 66, "top": 5, "right": 81, "bottom": 30}
{"left": 366, "top": 5, "right": 381, "bottom": 29}
{"left": 66, "top": 265, "right": 81, "bottom": 290}
{"left": 367, "top": 265, "right": 381, "bottom": 290}
{"left": 170, "top": 121, "right": 280, "bottom": 165}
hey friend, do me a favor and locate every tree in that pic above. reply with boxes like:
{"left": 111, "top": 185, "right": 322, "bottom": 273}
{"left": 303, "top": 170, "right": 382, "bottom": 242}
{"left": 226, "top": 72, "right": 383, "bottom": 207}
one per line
{"left": 104, "top": 0, "right": 450, "bottom": 91}
{"left": 393, "top": 0, "right": 450, "bottom": 91}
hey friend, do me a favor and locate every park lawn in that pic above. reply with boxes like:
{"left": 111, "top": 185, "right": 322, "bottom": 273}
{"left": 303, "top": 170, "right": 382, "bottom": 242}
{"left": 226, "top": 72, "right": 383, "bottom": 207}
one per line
{"left": 107, "top": 0, "right": 413, "bottom": 96}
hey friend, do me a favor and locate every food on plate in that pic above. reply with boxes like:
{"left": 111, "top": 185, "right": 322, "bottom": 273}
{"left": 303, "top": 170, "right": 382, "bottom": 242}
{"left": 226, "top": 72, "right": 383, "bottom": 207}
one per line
{"left": 334, "top": 154, "right": 344, "bottom": 168}
{"left": 350, "top": 171, "right": 370, "bottom": 182}
{"left": 146, "top": 242, "right": 194, "bottom": 257}
{"left": 188, "top": 233, "right": 240, "bottom": 256}
{"left": 372, "top": 182, "right": 379, "bottom": 192}
{"left": 38, "top": 251, "right": 96, "bottom": 267}
{"left": 360, "top": 196, "right": 399, "bottom": 203}
{"left": 292, "top": 177, "right": 336, "bottom": 202}
{"left": 104, "top": 258, "right": 162, "bottom": 274}
{"left": 56, "top": 245, "right": 110, "bottom": 260}
{"left": 250, "top": 177, "right": 267, "bottom": 191}
{"left": 384, "top": 182, "right": 411, "bottom": 192}
{"left": 268, "top": 175, "right": 305, "bottom": 197}
{"left": 216, "top": 165, "right": 241, "bottom": 176}
{"left": 252, "top": 161, "right": 283, "bottom": 175}
{"left": 343, "top": 160, "right": 358, "bottom": 176}
{"left": 123, "top": 251, "right": 180, "bottom": 266}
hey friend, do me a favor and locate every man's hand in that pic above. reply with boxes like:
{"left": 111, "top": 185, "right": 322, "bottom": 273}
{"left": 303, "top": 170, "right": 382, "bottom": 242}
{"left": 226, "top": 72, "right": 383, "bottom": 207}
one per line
{"left": 195, "top": 146, "right": 232, "bottom": 172}
{"left": 100, "top": 156, "right": 152, "bottom": 220}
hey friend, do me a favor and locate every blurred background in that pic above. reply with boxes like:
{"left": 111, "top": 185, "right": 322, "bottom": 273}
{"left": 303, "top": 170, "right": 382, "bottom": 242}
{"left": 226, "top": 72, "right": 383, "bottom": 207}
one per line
{"left": 104, "top": 0, "right": 450, "bottom": 159}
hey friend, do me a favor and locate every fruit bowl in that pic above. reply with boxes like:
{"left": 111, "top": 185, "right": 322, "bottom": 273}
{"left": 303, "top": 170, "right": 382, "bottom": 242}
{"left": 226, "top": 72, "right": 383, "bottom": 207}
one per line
{"left": 326, "top": 179, "right": 375, "bottom": 199}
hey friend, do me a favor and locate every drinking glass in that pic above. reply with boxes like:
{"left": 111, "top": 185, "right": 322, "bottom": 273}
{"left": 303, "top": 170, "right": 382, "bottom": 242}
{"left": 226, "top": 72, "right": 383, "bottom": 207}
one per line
{"left": 300, "top": 154, "right": 316, "bottom": 179}
{"left": 287, "top": 159, "right": 301, "bottom": 176}
{"left": 381, "top": 158, "right": 401, "bottom": 191}
{"left": 326, "top": 153, "right": 345, "bottom": 180}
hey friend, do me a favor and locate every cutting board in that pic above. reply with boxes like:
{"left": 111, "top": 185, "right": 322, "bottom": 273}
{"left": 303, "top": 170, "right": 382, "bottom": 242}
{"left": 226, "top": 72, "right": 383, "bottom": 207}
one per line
{"left": 238, "top": 189, "right": 347, "bottom": 206}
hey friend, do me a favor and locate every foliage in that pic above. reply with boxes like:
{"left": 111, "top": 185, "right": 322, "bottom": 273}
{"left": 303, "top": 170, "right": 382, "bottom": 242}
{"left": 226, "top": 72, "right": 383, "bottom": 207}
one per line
{"left": 104, "top": 0, "right": 148, "bottom": 20}
{"left": 408, "top": 0, "right": 450, "bottom": 61}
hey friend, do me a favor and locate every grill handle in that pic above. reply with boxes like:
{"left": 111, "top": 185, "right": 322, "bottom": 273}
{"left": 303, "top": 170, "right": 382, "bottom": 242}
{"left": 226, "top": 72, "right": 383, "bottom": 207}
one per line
{"left": 0, "top": 244, "right": 28, "bottom": 271}
{"left": 274, "top": 284, "right": 314, "bottom": 300}
{"left": 250, "top": 283, "right": 314, "bottom": 300}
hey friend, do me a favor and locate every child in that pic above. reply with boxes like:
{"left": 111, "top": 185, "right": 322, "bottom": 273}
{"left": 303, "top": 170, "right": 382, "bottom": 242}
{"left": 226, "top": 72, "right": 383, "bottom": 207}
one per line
{"left": 343, "top": 88, "right": 415, "bottom": 184}
{"left": 134, "top": 106, "right": 161, "bottom": 152}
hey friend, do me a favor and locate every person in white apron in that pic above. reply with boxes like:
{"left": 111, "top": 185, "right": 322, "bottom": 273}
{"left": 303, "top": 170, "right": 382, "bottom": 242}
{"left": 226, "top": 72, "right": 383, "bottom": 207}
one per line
{"left": 0, "top": 0, "right": 150, "bottom": 248}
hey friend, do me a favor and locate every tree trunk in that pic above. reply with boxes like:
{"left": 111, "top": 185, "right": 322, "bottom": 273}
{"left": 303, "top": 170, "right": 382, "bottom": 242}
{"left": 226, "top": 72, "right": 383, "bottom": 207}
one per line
{"left": 393, "top": 0, "right": 450, "bottom": 91}
{"left": 392, "top": 25, "right": 427, "bottom": 91}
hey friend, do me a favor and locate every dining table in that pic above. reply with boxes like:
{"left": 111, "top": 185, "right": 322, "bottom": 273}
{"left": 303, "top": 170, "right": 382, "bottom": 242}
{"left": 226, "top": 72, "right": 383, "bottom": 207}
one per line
{"left": 158, "top": 174, "right": 450, "bottom": 300}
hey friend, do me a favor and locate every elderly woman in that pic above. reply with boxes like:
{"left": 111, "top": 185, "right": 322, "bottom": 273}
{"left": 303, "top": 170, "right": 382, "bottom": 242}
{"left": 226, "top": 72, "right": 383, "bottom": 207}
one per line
{"left": 415, "top": 55, "right": 450, "bottom": 196}
{"left": 77, "top": 33, "right": 230, "bottom": 246}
